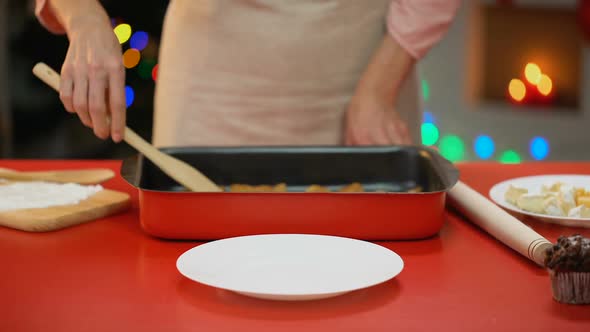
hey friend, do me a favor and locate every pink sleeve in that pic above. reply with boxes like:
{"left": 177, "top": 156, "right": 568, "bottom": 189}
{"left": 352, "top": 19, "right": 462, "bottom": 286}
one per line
{"left": 35, "top": 0, "right": 66, "bottom": 34}
{"left": 387, "top": 0, "right": 461, "bottom": 59}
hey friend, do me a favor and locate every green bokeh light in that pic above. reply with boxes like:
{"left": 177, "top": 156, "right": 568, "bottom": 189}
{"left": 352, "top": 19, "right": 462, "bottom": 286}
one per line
{"left": 439, "top": 135, "right": 465, "bottom": 162}
{"left": 137, "top": 58, "right": 157, "bottom": 80}
{"left": 499, "top": 150, "right": 522, "bottom": 164}
{"left": 421, "top": 123, "right": 439, "bottom": 146}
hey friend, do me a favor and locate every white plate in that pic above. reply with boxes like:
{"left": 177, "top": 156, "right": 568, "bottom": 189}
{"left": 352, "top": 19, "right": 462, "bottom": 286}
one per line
{"left": 489, "top": 174, "right": 590, "bottom": 228}
{"left": 176, "top": 234, "right": 404, "bottom": 301}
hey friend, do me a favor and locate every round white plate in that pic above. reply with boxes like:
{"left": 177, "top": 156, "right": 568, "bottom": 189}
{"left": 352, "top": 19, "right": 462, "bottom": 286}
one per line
{"left": 176, "top": 234, "right": 404, "bottom": 301}
{"left": 489, "top": 174, "right": 590, "bottom": 228}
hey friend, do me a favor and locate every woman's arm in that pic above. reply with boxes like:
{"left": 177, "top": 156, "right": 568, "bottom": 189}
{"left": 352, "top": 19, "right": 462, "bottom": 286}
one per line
{"left": 345, "top": 0, "right": 461, "bottom": 146}
{"left": 35, "top": 0, "right": 126, "bottom": 142}
{"left": 386, "top": 0, "right": 462, "bottom": 59}
{"left": 36, "top": 0, "right": 108, "bottom": 35}
{"left": 345, "top": 35, "right": 415, "bottom": 145}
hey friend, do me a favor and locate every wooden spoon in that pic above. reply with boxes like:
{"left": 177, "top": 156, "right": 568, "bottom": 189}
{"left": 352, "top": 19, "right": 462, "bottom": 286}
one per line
{"left": 0, "top": 167, "right": 114, "bottom": 184}
{"left": 32, "top": 62, "right": 221, "bottom": 192}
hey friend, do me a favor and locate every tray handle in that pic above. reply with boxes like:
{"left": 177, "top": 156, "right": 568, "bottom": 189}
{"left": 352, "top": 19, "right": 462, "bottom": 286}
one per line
{"left": 421, "top": 147, "right": 460, "bottom": 191}
{"left": 120, "top": 153, "right": 143, "bottom": 188}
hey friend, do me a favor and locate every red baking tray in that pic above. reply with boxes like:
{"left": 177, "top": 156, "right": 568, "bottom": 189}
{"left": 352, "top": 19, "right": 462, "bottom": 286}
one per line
{"left": 121, "top": 146, "right": 459, "bottom": 240}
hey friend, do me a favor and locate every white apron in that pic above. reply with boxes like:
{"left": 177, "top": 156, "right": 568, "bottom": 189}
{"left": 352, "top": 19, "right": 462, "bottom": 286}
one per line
{"left": 152, "top": 0, "right": 421, "bottom": 147}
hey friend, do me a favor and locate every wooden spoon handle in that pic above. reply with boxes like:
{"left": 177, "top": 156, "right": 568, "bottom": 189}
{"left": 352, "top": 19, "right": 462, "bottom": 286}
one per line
{"left": 32, "top": 63, "right": 151, "bottom": 151}
{"left": 32, "top": 63, "right": 220, "bottom": 192}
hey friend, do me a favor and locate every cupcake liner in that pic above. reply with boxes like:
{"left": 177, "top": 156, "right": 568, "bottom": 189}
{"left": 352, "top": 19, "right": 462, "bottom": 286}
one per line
{"left": 549, "top": 270, "right": 590, "bottom": 304}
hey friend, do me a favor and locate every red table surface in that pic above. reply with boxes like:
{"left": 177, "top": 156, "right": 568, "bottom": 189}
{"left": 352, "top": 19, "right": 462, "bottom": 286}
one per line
{"left": 0, "top": 160, "right": 589, "bottom": 332}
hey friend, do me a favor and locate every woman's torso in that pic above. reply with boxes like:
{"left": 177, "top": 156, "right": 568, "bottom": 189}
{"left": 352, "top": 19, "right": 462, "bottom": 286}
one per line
{"left": 152, "top": 0, "right": 420, "bottom": 147}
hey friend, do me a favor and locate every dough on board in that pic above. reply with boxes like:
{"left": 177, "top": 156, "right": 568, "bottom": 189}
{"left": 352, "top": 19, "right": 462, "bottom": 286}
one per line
{"left": 0, "top": 181, "right": 103, "bottom": 212}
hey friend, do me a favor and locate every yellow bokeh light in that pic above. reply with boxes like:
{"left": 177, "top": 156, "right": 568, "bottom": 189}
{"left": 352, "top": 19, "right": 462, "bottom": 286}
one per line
{"left": 524, "top": 63, "right": 542, "bottom": 85}
{"left": 508, "top": 79, "right": 526, "bottom": 102}
{"left": 537, "top": 74, "right": 553, "bottom": 96}
{"left": 122, "top": 49, "right": 141, "bottom": 69}
{"left": 113, "top": 23, "right": 132, "bottom": 44}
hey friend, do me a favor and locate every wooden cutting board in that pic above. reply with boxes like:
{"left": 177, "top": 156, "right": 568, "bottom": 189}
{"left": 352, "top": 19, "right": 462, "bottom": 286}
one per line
{"left": 0, "top": 183, "right": 131, "bottom": 232}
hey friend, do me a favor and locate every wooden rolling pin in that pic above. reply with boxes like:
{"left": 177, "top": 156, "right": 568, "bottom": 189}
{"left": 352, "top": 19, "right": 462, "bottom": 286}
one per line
{"left": 448, "top": 181, "right": 553, "bottom": 267}
{"left": 0, "top": 167, "right": 114, "bottom": 184}
{"left": 32, "top": 62, "right": 221, "bottom": 193}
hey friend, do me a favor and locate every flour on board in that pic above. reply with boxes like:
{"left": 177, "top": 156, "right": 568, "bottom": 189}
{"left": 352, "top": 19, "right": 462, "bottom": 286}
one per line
{"left": 0, "top": 182, "right": 103, "bottom": 212}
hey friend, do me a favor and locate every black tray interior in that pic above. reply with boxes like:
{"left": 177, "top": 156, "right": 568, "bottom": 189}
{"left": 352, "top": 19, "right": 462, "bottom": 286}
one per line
{"left": 124, "top": 146, "right": 458, "bottom": 193}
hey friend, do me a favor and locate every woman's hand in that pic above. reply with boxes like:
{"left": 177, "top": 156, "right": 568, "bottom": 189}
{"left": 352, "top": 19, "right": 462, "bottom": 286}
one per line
{"left": 344, "top": 92, "right": 411, "bottom": 145}
{"left": 344, "top": 34, "right": 416, "bottom": 146}
{"left": 60, "top": 15, "right": 126, "bottom": 142}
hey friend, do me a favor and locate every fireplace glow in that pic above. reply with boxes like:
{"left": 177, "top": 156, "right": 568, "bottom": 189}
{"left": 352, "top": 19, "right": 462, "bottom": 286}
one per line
{"left": 508, "top": 79, "right": 526, "bottom": 102}
{"left": 537, "top": 74, "right": 553, "bottom": 96}
{"left": 524, "top": 63, "right": 542, "bottom": 85}
{"left": 508, "top": 63, "right": 554, "bottom": 103}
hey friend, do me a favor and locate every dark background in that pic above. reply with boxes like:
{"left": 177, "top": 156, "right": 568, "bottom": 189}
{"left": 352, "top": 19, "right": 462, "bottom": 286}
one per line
{"left": 1, "top": 0, "right": 168, "bottom": 159}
